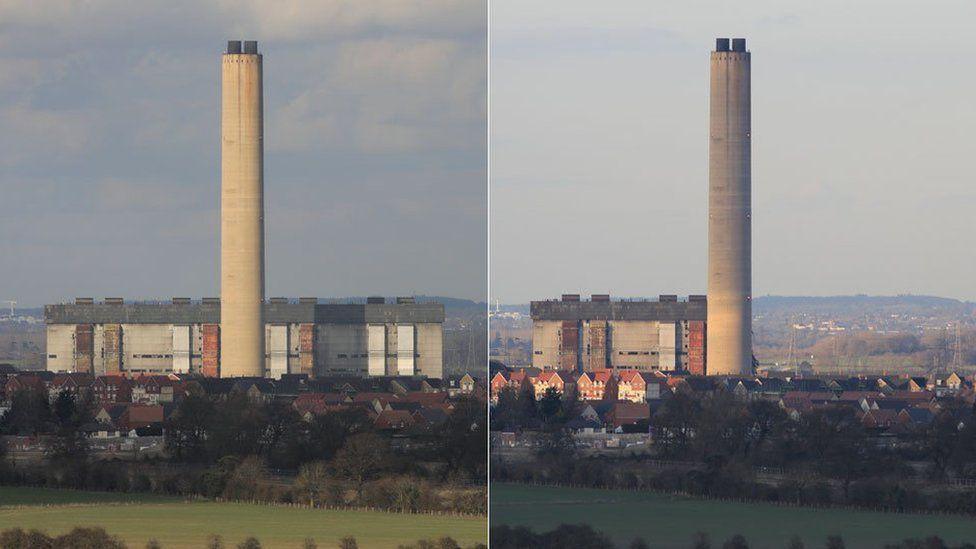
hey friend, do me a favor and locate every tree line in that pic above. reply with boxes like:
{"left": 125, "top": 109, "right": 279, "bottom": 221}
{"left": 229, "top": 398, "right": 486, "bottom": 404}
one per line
{"left": 490, "top": 524, "right": 975, "bottom": 549}
{"left": 0, "top": 527, "right": 487, "bottom": 549}
{"left": 491, "top": 388, "right": 976, "bottom": 514}
{"left": 0, "top": 387, "right": 487, "bottom": 515}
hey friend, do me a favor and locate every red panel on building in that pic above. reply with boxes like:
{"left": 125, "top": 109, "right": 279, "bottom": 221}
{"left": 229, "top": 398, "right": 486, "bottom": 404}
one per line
{"left": 559, "top": 320, "right": 579, "bottom": 371}
{"left": 588, "top": 320, "right": 607, "bottom": 371}
{"left": 299, "top": 323, "right": 315, "bottom": 376}
{"left": 103, "top": 324, "right": 122, "bottom": 375}
{"left": 688, "top": 321, "right": 706, "bottom": 375}
{"left": 202, "top": 324, "right": 220, "bottom": 377}
{"left": 75, "top": 324, "right": 93, "bottom": 374}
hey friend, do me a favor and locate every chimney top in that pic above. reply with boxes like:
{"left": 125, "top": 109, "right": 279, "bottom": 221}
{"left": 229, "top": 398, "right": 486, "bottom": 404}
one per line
{"left": 227, "top": 41, "right": 242, "bottom": 54}
{"left": 731, "top": 38, "right": 746, "bottom": 52}
{"left": 715, "top": 38, "right": 730, "bottom": 52}
{"left": 243, "top": 40, "right": 258, "bottom": 54}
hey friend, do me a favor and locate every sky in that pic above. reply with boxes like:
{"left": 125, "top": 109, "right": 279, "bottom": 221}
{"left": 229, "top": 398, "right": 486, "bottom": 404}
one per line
{"left": 0, "top": 0, "right": 487, "bottom": 306}
{"left": 491, "top": 0, "right": 976, "bottom": 304}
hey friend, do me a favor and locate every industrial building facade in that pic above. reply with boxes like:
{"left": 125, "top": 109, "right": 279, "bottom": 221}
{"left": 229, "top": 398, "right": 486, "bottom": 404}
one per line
{"left": 531, "top": 295, "right": 706, "bottom": 375}
{"left": 46, "top": 298, "right": 443, "bottom": 379}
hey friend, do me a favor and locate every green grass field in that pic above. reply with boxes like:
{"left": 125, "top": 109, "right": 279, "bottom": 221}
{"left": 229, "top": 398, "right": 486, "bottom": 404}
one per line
{"left": 491, "top": 484, "right": 976, "bottom": 549}
{"left": 0, "top": 487, "right": 486, "bottom": 548}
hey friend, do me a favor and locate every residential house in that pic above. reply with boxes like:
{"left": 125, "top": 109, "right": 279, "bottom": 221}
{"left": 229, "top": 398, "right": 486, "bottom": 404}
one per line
{"left": 131, "top": 375, "right": 185, "bottom": 405}
{"left": 447, "top": 373, "right": 477, "bottom": 397}
{"left": 92, "top": 376, "right": 132, "bottom": 404}
{"left": 577, "top": 370, "right": 615, "bottom": 401}
{"left": 48, "top": 373, "right": 94, "bottom": 401}
{"left": 534, "top": 370, "right": 568, "bottom": 400}
{"left": 374, "top": 409, "right": 415, "bottom": 431}
{"left": 606, "top": 402, "right": 650, "bottom": 430}
{"left": 617, "top": 371, "right": 662, "bottom": 403}
{"left": 490, "top": 370, "right": 534, "bottom": 403}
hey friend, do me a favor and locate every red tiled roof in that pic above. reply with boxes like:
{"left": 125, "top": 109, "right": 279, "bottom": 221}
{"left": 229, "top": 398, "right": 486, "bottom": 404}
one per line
{"left": 374, "top": 409, "right": 415, "bottom": 430}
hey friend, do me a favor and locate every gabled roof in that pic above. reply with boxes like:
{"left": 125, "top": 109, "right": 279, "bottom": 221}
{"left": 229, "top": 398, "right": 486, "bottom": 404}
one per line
{"left": 860, "top": 408, "right": 899, "bottom": 428}
{"left": 875, "top": 399, "right": 910, "bottom": 412}
{"left": 609, "top": 402, "right": 650, "bottom": 426}
{"left": 6, "top": 375, "right": 49, "bottom": 392}
{"left": 789, "top": 378, "right": 828, "bottom": 392}
{"left": 900, "top": 407, "right": 935, "bottom": 425}
{"left": 617, "top": 370, "right": 647, "bottom": 385}
{"left": 292, "top": 392, "right": 346, "bottom": 415}
{"left": 838, "top": 391, "right": 882, "bottom": 402}
{"left": 51, "top": 373, "right": 94, "bottom": 388}
{"left": 412, "top": 407, "right": 449, "bottom": 426}
{"left": 231, "top": 378, "right": 276, "bottom": 394}
{"left": 537, "top": 370, "right": 566, "bottom": 384}
{"left": 374, "top": 409, "right": 415, "bottom": 430}
{"left": 94, "top": 375, "right": 130, "bottom": 388}
{"left": 886, "top": 390, "right": 934, "bottom": 402}
{"left": 831, "top": 377, "right": 874, "bottom": 391}
{"left": 388, "top": 401, "right": 423, "bottom": 413}
{"left": 757, "top": 377, "right": 789, "bottom": 392}
{"left": 399, "top": 391, "right": 448, "bottom": 405}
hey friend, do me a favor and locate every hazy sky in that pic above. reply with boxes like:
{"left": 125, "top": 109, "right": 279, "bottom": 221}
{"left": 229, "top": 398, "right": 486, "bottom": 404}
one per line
{"left": 0, "top": 1, "right": 487, "bottom": 306}
{"left": 491, "top": 0, "right": 976, "bottom": 303}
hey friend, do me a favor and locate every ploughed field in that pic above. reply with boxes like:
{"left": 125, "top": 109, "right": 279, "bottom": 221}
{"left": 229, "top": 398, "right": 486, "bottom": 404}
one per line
{"left": 491, "top": 484, "right": 976, "bottom": 549}
{"left": 0, "top": 487, "right": 486, "bottom": 548}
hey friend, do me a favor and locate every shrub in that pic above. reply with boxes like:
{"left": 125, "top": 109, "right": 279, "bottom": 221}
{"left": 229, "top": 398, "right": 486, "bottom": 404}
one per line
{"left": 237, "top": 538, "right": 261, "bottom": 549}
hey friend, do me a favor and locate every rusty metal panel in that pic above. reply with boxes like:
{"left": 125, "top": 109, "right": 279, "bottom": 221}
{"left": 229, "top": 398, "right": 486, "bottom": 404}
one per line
{"left": 299, "top": 323, "right": 315, "bottom": 376}
{"left": 588, "top": 320, "right": 607, "bottom": 370}
{"left": 74, "top": 324, "right": 93, "bottom": 373}
{"left": 202, "top": 324, "right": 220, "bottom": 377}
{"left": 688, "top": 321, "right": 706, "bottom": 375}
{"left": 559, "top": 320, "right": 579, "bottom": 371}
{"left": 103, "top": 324, "right": 122, "bottom": 375}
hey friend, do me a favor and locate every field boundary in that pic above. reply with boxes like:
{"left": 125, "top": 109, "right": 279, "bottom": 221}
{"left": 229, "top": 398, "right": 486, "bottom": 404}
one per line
{"left": 493, "top": 481, "right": 976, "bottom": 521}
{"left": 0, "top": 486, "right": 486, "bottom": 519}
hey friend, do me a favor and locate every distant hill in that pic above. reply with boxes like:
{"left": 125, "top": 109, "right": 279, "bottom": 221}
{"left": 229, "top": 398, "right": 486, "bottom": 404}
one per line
{"left": 753, "top": 295, "right": 976, "bottom": 315}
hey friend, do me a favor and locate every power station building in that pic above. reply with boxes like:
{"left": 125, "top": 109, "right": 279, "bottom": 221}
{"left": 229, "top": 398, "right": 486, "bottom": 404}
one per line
{"left": 39, "top": 41, "right": 449, "bottom": 381}
{"left": 45, "top": 297, "right": 443, "bottom": 379}
{"left": 530, "top": 295, "right": 707, "bottom": 375}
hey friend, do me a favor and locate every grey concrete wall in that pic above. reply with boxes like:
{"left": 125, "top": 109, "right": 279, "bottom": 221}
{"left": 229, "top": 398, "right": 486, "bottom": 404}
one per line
{"left": 531, "top": 320, "right": 561, "bottom": 371}
{"left": 319, "top": 324, "right": 369, "bottom": 376}
{"left": 610, "top": 320, "right": 660, "bottom": 370}
{"left": 415, "top": 323, "right": 443, "bottom": 379}
{"left": 46, "top": 302, "right": 444, "bottom": 325}
{"left": 531, "top": 300, "right": 706, "bottom": 322}
{"left": 46, "top": 324, "right": 75, "bottom": 372}
{"left": 122, "top": 324, "right": 174, "bottom": 374}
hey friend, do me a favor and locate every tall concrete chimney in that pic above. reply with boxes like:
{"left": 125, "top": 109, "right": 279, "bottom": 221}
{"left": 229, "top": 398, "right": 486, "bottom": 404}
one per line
{"left": 707, "top": 37, "right": 752, "bottom": 376}
{"left": 220, "top": 40, "right": 265, "bottom": 377}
